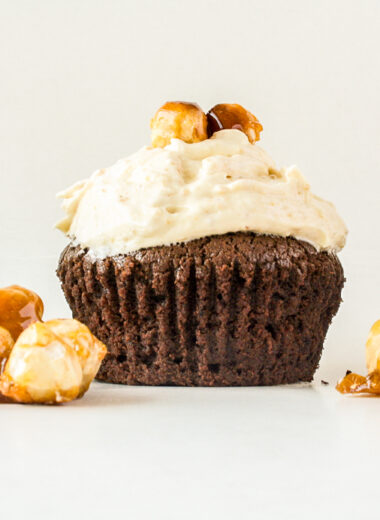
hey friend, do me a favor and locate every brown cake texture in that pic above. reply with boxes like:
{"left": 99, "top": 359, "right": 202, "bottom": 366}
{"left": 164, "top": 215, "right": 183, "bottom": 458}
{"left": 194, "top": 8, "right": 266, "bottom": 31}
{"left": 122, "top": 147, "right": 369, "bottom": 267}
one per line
{"left": 57, "top": 232, "right": 344, "bottom": 386}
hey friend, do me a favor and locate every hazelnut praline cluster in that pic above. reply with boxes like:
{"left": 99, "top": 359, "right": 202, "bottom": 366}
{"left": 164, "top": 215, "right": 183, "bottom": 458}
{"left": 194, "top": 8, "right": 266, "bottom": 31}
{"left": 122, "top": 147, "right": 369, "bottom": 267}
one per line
{"left": 0, "top": 285, "right": 107, "bottom": 404}
{"left": 150, "top": 102, "right": 262, "bottom": 147}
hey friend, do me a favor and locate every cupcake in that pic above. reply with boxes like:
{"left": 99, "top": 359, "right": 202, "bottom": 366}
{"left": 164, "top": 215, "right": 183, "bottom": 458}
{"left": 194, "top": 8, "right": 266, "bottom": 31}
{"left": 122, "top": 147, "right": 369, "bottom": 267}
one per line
{"left": 56, "top": 102, "right": 347, "bottom": 386}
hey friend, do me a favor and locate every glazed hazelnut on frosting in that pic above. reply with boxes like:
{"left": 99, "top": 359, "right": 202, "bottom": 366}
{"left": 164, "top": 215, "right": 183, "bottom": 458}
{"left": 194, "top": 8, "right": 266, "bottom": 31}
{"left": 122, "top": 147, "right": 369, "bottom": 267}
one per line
{"left": 207, "top": 103, "right": 263, "bottom": 143}
{"left": 0, "top": 319, "right": 107, "bottom": 404}
{"left": 56, "top": 101, "right": 348, "bottom": 258}
{"left": 150, "top": 102, "right": 208, "bottom": 147}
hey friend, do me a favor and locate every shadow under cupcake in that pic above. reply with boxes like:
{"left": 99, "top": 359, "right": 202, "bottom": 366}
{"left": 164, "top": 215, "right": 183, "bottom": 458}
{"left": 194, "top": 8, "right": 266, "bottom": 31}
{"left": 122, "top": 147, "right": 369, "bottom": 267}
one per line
{"left": 56, "top": 102, "right": 347, "bottom": 386}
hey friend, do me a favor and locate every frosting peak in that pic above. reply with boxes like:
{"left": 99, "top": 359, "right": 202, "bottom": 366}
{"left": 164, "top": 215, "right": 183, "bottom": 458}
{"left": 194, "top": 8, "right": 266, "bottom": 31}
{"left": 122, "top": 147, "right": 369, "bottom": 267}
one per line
{"left": 56, "top": 130, "right": 347, "bottom": 258}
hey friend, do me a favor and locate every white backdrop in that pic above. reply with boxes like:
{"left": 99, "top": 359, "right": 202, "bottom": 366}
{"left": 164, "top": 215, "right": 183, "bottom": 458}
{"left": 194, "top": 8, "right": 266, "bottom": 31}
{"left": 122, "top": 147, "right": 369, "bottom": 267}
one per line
{"left": 1, "top": 0, "right": 379, "bottom": 380}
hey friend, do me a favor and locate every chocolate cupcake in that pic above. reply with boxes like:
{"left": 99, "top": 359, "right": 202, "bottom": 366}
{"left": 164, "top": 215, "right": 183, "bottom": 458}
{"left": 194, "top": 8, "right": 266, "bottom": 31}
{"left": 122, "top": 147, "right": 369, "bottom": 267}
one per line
{"left": 56, "top": 102, "right": 347, "bottom": 386}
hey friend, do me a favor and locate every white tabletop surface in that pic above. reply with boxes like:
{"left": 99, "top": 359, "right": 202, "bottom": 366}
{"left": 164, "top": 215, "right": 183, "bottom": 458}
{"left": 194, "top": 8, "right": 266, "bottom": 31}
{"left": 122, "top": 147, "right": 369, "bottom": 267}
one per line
{"left": 1, "top": 379, "right": 379, "bottom": 520}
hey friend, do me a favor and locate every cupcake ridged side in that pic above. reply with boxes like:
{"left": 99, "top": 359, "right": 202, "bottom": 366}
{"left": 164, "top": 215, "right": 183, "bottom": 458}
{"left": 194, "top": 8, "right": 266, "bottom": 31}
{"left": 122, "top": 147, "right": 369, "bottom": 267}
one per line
{"left": 57, "top": 233, "right": 344, "bottom": 386}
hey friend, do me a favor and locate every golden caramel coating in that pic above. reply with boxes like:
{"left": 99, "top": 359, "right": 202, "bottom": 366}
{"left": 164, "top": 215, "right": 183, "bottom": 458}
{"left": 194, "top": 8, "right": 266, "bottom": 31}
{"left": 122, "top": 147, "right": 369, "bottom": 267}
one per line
{"left": 337, "top": 321, "right": 380, "bottom": 397}
{"left": 366, "top": 320, "right": 380, "bottom": 373}
{"left": 336, "top": 370, "right": 380, "bottom": 396}
{"left": 150, "top": 101, "right": 208, "bottom": 147}
{"left": 0, "top": 326, "right": 14, "bottom": 374}
{"left": 0, "top": 319, "right": 107, "bottom": 404}
{"left": 207, "top": 103, "right": 263, "bottom": 143}
{"left": 0, "top": 285, "right": 44, "bottom": 341}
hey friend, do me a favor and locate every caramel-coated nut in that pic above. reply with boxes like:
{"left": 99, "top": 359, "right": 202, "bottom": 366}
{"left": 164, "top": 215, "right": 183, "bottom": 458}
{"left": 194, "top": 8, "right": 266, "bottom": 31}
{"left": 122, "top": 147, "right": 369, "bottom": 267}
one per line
{"left": 0, "top": 285, "right": 44, "bottom": 341}
{"left": 0, "top": 319, "right": 107, "bottom": 404}
{"left": 150, "top": 101, "right": 208, "bottom": 147}
{"left": 207, "top": 103, "right": 263, "bottom": 143}
{"left": 366, "top": 320, "right": 380, "bottom": 373}
{"left": 0, "top": 326, "right": 14, "bottom": 374}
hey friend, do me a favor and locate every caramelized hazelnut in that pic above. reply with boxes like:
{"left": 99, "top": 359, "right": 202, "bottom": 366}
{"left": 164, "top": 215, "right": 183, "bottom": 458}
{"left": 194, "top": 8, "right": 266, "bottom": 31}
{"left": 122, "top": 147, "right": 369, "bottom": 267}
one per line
{"left": 150, "top": 101, "right": 208, "bottom": 147}
{"left": 0, "top": 319, "right": 107, "bottom": 404}
{"left": 207, "top": 103, "right": 263, "bottom": 143}
{"left": 366, "top": 319, "right": 380, "bottom": 373}
{"left": 0, "top": 326, "right": 14, "bottom": 374}
{"left": 0, "top": 285, "right": 44, "bottom": 341}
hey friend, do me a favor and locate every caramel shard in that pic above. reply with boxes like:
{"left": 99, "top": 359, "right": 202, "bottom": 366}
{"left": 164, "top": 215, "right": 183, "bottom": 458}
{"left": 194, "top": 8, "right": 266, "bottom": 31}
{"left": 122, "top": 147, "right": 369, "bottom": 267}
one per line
{"left": 207, "top": 103, "right": 263, "bottom": 143}
{"left": 0, "top": 319, "right": 107, "bottom": 404}
{"left": 150, "top": 101, "right": 208, "bottom": 147}
{"left": 336, "top": 371, "right": 367, "bottom": 394}
{"left": 336, "top": 370, "right": 380, "bottom": 396}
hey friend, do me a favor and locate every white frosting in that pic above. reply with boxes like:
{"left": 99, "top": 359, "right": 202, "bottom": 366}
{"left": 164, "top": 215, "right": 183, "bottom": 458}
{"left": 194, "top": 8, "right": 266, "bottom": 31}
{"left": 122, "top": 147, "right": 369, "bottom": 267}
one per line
{"left": 56, "top": 130, "right": 347, "bottom": 258}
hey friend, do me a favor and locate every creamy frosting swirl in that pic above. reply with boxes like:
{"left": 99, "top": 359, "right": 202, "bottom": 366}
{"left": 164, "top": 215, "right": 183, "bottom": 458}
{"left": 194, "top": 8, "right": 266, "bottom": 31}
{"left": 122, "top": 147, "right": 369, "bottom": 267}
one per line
{"left": 56, "top": 130, "right": 347, "bottom": 258}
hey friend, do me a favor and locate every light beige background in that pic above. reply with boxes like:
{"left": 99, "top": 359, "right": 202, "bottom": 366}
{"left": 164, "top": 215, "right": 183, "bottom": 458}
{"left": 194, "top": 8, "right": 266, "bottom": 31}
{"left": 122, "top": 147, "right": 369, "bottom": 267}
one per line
{"left": 1, "top": 0, "right": 379, "bottom": 380}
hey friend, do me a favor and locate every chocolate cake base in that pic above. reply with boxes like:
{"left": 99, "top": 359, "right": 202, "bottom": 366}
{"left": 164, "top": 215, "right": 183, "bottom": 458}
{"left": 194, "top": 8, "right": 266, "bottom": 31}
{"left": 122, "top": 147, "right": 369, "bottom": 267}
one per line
{"left": 57, "top": 233, "right": 344, "bottom": 386}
